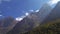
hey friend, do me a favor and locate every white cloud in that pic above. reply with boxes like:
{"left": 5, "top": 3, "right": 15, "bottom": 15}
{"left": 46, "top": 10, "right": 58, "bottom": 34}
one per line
{"left": 48, "top": 0, "right": 60, "bottom": 6}
{"left": 16, "top": 9, "right": 39, "bottom": 21}
{"left": 16, "top": 17, "right": 23, "bottom": 21}
{"left": 29, "top": 10, "right": 34, "bottom": 12}
{"left": 0, "top": 0, "right": 11, "bottom": 4}
{"left": 0, "top": 0, "right": 2, "bottom": 4}
{"left": 35, "top": 10, "right": 39, "bottom": 12}
{"left": 0, "top": 15, "right": 2, "bottom": 16}
{"left": 3, "top": 0, "right": 11, "bottom": 2}
{"left": 16, "top": 12, "right": 29, "bottom": 21}
{"left": 16, "top": 16, "right": 25, "bottom": 21}
{"left": 25, "top": 12, "right": 29, "bottom": 16}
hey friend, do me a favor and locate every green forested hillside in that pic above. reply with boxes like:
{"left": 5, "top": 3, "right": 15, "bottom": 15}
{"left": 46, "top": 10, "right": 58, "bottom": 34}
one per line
{"left": 24, "top": 19, "right": 60, "bottom": 34}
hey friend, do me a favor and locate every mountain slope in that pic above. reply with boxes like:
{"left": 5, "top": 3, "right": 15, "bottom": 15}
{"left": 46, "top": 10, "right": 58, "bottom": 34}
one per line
{"left": 6, "top": 17, "right": 35, "bottom": 34}
{"left": 0, "top": 17, "right": 17, "bottom": 34}
{"left": 24, "top": 1, "right": 60, "bottom": 34}
{"left": 24, "top": 19, "right": 60, "bottom": 34}
{"left": 37, "top": 4, "right": 52, "bottom": 23}
{"left": 27, "top": 3, "right": 52, "bottom": 27}
{"left": 6, "top": 4, "right": 52, "bottom": 34}
{"left": 41, "top": 1, "right": 60, "bottom": 24}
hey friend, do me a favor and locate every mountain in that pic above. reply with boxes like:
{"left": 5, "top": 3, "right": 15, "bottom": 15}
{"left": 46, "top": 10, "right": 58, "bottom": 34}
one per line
{"left": 27, "top": 3, "right": 52, "bottom": 27}
{"left": 6, "top": 17, "right": 35, "bottom": 34}
{"left": 41, "top": 1, "right": 60, "bottom": 24}
{"left": 24, "top": 1, "right": 60, "bottom": 34}
{"left": 37, "top": 4, "right": 52, "bottom": 23}
{"left": 6, "top": 3, "right": 52, "bottom": 34}
{"left": 0, "top": 17, "right": 17, "bottom": 34}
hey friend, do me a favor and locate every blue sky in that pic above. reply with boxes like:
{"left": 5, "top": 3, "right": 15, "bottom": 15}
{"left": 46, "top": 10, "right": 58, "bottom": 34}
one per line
{"left": 0, "top": 0, "right": 59, "bottom": 18}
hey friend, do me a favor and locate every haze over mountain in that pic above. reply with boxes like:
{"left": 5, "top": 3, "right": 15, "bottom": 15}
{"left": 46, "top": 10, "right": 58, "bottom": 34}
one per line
{"left": 41, "top": 1, "right": 60, "bottom": 24}
{"left": 27, "top": 3, "right": 52, "bottom": 27}
{"left": 36, "top": 4, "right": 52, "bottom": 23}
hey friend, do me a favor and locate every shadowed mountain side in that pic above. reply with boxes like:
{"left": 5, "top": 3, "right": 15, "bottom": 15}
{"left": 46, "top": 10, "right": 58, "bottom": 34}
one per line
{"left": 6, "top": 17, "right": 35, "bottom": 34}
{"left": 0, "top": 17, "right": 17, "bottom": 34}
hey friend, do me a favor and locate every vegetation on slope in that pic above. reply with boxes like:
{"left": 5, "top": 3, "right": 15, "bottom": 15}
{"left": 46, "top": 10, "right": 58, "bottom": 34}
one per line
{"left": 24, "top": 19, "right": 60, "bottom": 34}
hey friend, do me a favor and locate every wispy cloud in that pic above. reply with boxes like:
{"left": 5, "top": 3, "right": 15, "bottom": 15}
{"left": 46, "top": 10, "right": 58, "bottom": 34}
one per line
{"left": 16, "top": 17, "right": 23, "bottom": 21}
{"left": 16, "top": 16, "right": 25, "bottom": 21}
{"left": 3, "top": 0, "right": 11, "bottom": 1}
{"left": 29, "top": 10, "right": 34, "bottom": 12}
{"left": 16, "top": 11, "right": 30, "bottom": 21}
{"left": 0, "top": 0, "right": 11, "bottom": 4}
{"left": 0, "top": 0, "right": 2, "bottom": 4}
{"left": 0, "top": 15, "right": 3, "bottom": 16}
{"left": 35, "top": 10, "right": 39, "bottom": 12}
{"left": 15, "top": 9, "right": 39, "bottom": 21}
{"left": 25, "top": 12, "right": 29, "bottom": 16}
{"left": 15, "top": 12, "right": 29, "bottom": 21}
